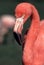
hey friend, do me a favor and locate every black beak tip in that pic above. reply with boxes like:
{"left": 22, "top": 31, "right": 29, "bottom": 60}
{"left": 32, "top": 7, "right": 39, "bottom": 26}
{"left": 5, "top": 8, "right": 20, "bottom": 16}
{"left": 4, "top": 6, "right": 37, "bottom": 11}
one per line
{"left": 13, "top": 32, "right": 22, "bottom": 45}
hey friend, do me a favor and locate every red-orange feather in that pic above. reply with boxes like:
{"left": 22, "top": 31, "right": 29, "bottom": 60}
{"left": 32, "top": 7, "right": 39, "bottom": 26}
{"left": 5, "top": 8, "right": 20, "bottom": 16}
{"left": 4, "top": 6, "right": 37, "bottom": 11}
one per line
{"left": 15, "top": 2, "right": 44, "bottom": 65}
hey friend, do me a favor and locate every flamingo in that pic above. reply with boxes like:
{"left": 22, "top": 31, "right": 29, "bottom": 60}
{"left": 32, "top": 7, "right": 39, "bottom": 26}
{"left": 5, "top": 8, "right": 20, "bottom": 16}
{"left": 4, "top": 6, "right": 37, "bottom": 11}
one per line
{"left": 0, "top": 15, "right": 15, "bottom": 44}
{"left": 13, "top": 2, "right": 44, "bottom": 65}
{"left": 1, "top": 15, "right": 15, "bottom": 28}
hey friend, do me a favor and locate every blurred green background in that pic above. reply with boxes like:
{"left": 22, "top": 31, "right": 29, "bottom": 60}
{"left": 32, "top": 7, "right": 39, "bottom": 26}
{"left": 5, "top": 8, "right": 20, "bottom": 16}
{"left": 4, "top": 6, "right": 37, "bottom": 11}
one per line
{"left": 0, "top": 0, "right": 44, "bottom": 65}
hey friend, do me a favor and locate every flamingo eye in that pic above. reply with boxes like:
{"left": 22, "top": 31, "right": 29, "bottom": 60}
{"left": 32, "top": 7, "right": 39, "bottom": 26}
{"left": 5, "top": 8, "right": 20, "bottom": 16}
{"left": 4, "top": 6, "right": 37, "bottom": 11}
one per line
{"left": 15, "top": 12, "right": 22, "bottom": 18}
{"left": 15, "top": 10, "right": 25, "bottom": 18}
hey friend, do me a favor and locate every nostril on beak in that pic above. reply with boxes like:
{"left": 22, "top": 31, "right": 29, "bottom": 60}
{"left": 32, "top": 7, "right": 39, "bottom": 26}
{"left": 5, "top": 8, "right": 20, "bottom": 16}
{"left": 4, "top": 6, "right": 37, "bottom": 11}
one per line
{"left": 13, "top": 32, "right": 23, "bottom": 45}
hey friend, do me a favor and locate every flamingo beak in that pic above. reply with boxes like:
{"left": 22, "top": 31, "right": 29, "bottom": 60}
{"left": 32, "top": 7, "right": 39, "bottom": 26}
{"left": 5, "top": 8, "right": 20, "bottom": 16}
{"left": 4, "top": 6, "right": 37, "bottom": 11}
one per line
{"left": 13, "top": 15, "right": 24, "bottom": 45}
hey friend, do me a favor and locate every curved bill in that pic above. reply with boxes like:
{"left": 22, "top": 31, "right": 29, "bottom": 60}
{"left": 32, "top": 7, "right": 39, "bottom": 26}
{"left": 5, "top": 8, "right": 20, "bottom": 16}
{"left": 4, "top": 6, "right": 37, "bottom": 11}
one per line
{"left": 13, "top": 15, "right": 25, "bottom": 45}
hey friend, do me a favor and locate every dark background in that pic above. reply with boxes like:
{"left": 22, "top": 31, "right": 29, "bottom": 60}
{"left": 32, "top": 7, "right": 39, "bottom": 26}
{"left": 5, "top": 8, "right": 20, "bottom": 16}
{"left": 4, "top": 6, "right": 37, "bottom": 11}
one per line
{"left": 0, "top": 0, "right": 44, "bottom": 65}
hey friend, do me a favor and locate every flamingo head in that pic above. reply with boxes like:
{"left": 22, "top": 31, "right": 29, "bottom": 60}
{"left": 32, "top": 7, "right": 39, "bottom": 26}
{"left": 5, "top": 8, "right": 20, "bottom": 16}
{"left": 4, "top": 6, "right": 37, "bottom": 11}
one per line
{"left": 13, "top": 2, "right": 32, "bottom": 45}
{"left": 1, "top": 15, "right": 15, "bottom": 29}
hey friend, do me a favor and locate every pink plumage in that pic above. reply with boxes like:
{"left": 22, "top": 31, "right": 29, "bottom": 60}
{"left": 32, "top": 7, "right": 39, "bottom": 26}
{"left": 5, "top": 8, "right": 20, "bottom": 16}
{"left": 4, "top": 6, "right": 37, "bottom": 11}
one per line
{"left": 14, "top": 2, "right": 44, "bottom": 65}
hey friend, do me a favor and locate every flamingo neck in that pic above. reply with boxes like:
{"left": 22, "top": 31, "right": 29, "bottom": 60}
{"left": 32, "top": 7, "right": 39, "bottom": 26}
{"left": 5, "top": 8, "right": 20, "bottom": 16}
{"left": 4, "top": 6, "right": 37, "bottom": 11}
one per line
{"left": 32, "top": 5, "right": 40, "bottom": 21}
{"left": 25, "top": 5, "right": 40, "bottom": 44}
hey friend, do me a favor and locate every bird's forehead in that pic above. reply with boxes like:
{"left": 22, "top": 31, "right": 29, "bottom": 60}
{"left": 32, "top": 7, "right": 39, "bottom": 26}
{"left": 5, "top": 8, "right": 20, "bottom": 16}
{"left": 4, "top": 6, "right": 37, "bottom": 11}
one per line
{"left": 15, "top": 8, "right": 30, "bottom": 18}
{"left": 15, "top": 3, "right": 31, "bottom": 17}
{"left": 15, "top": 4, "right": 30, "bottom": 13}
{"left": 15, "top": 6, "right": 26, "bottom": 16}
